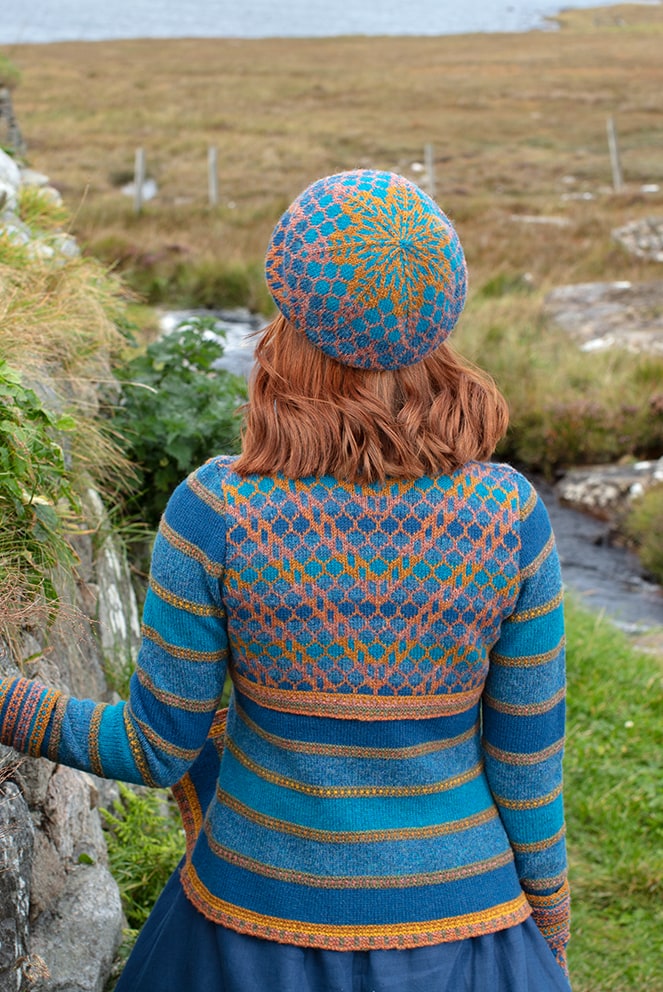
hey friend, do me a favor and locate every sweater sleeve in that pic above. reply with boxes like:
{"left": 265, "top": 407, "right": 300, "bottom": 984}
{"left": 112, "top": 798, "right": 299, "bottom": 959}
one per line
{"left": 0, "top": 460, "right": 229, "bottom": 788}
{"left": 482, "top": 473, "right": 570, "bottom": 973}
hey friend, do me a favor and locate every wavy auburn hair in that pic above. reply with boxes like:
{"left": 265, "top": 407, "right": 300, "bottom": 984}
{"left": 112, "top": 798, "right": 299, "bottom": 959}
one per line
{"left": 234, "top": 315, "right": 509, "bottom": 482}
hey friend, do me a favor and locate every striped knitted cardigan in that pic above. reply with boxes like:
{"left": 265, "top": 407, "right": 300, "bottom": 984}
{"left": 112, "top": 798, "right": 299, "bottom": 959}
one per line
{"left": 0, "top": 456, "right": 570, "bottom": 970}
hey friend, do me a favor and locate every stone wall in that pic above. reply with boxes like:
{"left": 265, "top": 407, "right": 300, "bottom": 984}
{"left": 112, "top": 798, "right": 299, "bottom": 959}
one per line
{"left": 0, "top": 150, "right": 140, "bottom": 992}
{"left": 0, "top": 507, "right": 140, "bottom": 992}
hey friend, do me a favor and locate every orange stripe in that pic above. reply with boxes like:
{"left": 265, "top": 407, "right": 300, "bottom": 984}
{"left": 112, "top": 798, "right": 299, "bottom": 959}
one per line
{"left": 233, "top": 671, "right": 483, "bottom": 720}
{"left": 180, "top": 862, "right": 531, "bottom": 949}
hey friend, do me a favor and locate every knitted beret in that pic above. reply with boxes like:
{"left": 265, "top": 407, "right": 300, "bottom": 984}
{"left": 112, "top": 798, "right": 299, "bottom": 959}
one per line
{"left": 264, "top": 169, "right": 467, "bottom": 371}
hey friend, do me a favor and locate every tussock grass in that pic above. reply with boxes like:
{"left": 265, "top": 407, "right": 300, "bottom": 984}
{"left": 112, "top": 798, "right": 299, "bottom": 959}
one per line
{"left": 0, "top": 197, "right": 132, "bottom": 638}
{"left": 454, "top": 292, "right": 663, "bottom": 474}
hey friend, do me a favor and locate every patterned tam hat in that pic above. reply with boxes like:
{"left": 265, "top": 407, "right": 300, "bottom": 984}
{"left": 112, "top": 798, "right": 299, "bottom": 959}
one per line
{"left": 264, "top": 169, "right": 467, "bottom": 370}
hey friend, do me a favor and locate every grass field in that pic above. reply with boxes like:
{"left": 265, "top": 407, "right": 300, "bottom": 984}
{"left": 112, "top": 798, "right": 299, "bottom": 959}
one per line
{"left": 3, "top": 3, "right": 663, "bottom": 306}
{"left": 564, "top": 601, "right": 663, "bottom": 992}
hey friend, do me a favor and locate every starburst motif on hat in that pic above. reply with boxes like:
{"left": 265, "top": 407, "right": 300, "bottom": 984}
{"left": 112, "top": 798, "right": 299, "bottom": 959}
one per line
{"left": 328, "top": 180, "right": 454, "bottom": 318}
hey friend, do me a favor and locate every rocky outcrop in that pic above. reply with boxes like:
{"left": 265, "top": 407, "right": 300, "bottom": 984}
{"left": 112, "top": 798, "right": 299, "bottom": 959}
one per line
{"left": 0, "top": 151, "right": 139, "bottom": 992}
{"left": 0, "top": 149, "right": 79, "bottom": 263}
{"left": 0, "top": 518, "right": 136, "bottom": 992}
{"left": 0, "top": 773, "right": 34, "bottom": 992}
{"left": 544, "top": 280, "right": 663, "bottom": 355}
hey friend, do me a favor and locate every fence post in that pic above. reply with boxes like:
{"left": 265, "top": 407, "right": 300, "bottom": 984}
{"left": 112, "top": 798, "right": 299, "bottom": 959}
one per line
{"left": 208, "top": 147, "right": 219, "bottom": 207}
{"left": 425, "top": 144, "right": 435, "bottom": 200}
{"left": 606, "top": 116, "right": 623, "bottom": 192}
{"left": 134, "top": 147, "right": 146, "bottom": 214}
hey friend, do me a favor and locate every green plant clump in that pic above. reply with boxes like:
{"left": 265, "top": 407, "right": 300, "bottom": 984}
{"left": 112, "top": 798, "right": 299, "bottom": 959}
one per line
{"left": 101, "top": 783, "right": 184, "bottom": 930}
{"left": 624, "top": 485, "right": 663, "bottom": 583}
{"left": 111, "top": 317, "right": 247, "bottom": 527}
{"left": 0, "top": 359, "right": 79, "bottom": 619}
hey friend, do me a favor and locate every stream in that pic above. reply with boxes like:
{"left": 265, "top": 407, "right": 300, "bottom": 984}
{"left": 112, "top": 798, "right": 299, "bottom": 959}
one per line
{"left": 160, "top": 309, "right": 663, "bottom": 635}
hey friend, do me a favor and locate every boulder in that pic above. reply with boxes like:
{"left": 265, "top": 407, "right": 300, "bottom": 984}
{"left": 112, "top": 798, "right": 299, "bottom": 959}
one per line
{"left": 41, "top": 767, "right": 108, "bottom": 867}
{"left": 30, "top": 865, "right": 123, "bottom": 992}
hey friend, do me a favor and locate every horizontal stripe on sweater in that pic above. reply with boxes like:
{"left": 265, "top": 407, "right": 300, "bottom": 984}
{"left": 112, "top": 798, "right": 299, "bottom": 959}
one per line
{"left": 227, "top": 702, "right": 483, "bottom": 789}
{"left": 219, "top": 745, "right": 496, "bottom": 831}
{"left": 202, "top": 818, "right": 516, "bottom": 887}
{"left": 224, "top": 734, "right": 484, "bottom": 798}
{"left": 231, "top": 671, "right": 486, "bottom": 720}
{"left": 235, "top": 697, "right": 479, "bottom": 758}
{"left": 181, "top": 845, "right": 529, "bottom": 933}
{"left": 215, "top": 787, "right": 499, "bottom": 843}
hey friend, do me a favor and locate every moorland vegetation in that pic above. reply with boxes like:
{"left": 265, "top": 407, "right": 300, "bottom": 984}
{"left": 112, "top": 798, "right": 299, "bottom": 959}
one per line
{"left": 0, "top": 6, "right": 662, "bottom": 990}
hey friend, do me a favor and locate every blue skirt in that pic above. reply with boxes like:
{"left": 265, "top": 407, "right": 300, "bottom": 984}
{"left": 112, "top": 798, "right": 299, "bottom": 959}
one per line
{"left": 114, "top": 867, "right": 572, "bottom": 992}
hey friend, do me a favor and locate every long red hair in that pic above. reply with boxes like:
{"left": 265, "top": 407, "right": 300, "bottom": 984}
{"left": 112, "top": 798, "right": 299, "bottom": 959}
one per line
{"left": 234, "top": 315, "right": 508, "bottom": 482}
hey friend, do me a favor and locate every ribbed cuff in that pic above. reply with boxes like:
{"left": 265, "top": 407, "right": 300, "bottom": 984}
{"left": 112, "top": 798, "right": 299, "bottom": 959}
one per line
{"left": 0, "top": 677, "right": 62, "bottom": 757}
{"left": 527, "top": 879, "right": 571, "bottom": 976}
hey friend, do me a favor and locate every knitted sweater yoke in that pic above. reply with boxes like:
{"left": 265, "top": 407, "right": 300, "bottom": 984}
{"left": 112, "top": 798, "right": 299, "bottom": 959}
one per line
{"left": 0, "top": 457, "right": 570, "bottom": 964}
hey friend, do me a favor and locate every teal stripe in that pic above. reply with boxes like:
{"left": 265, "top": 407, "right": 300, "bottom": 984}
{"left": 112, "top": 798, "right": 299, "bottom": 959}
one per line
{"left": 97, "top": 703, "right": 143, "bottom": 783}
{"left": 499, "top": 607, "right": 564, "bottom": 646}
{"left": 219, "top": 747, "right": 495, "bottom": 831}
{"left": 141, "top": 593, "right": 225, "bottom": 653}
{"left": 206, "top": 797, "right": 511, "bottom": 876}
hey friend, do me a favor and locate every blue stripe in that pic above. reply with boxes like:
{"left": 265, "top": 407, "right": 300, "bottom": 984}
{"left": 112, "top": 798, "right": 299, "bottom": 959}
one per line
{"left": 483, "top": 751, "right": 564, "bottom": 800}
{"left": 226, "top": 705, "right": 482, "bottom": 789}
{"left": 513, "top": 835, "right": 568, "bottom": 881}
{"left": 163, "top": 469, "right": 226, "bottom": 558}
{"left": 190, "top": 834, "right": 523, "bottom": 926}
{"left": 137, "top": 639, "right": 227, "bottom": 703}
{"left": 235, "top": 691, "right": 479, "bottom": 745}
{"left": 482, "top": 701, "right": 565, "bottom": 754}
{"left": 130, "top": 676, "right": 218, "bottom": 751}
{"left": 485, "top": 657, "right": 564, "bottom": 706}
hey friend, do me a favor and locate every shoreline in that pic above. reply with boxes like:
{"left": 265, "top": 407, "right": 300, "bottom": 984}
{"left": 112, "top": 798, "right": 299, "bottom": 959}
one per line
{"left": 1, "top": 1, "right": 661, "bottom": 47}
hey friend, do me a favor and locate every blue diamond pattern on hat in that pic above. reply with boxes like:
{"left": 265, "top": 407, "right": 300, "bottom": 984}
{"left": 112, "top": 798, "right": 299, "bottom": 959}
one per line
{"left": 265, "top": 170, "right": 467, "bottom": 370}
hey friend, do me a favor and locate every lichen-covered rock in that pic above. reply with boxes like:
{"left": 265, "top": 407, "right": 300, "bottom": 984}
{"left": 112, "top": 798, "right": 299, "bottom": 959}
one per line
{"left": 613, "top": 217, "right": 663, "bottom": 263}
{"left": 544, "top": 280, "right": 663, "bottom": 355}
{"left": 0, "top": 780, "right": 34, "bottom": 992}
{"left": 30, "top": 865, "right": 123, "bottom": 992}
{"left": 556, "top": 458, "right": 663, "bottom": 521}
